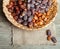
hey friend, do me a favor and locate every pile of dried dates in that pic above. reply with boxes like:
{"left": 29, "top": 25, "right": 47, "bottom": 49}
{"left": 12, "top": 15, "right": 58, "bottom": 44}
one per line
{"left": 7, "top": 0, "right": 52, "bottom": 28}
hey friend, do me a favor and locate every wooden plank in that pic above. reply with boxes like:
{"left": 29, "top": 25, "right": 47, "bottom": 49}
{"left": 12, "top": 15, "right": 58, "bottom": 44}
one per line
{"left": 0, "top": 22, "right": 11, "bottom": 46}
{"left": 0, "top": 46, "right": 13, "bottom": 49}
{"left": 43, "top": 45, "right": 60, "bottom": 49}
{"left": 55, "top": 25, "right": 60, "bottom": 42}
{"left": 13, "top": 45, "right": 44, "bottom": 49}
{"left": 0, "top": 0, "right": 8, "bottom": 22}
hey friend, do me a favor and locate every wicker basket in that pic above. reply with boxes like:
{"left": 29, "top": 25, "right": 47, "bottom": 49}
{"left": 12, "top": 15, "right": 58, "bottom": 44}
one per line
{"left": 3, "top": 0, "right": 57, "bottom": 30}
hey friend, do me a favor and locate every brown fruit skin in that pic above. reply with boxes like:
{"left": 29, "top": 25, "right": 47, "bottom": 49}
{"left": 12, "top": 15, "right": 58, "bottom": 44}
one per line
{"left": 32, "top": 19, "right": 35, "bottom": 23}
{"left": 28, "top": 22, "right": 33, "bottom": 28}
{"left": 13, "top": 16, "right": 18, "bottom": 20}
{"left": 47, "top": 36, "right": 51, "bottom": 41}
{"left": 38, "top": 13, "right": 42, "bottom": 17}
{"left": 34, "top": 15, "right": 38, "bottom": 20}
{"left": 51, "top": 36, "right": 57, "bottom": 43}
{"left": 46, "top": 29, "right": 51, "bottom": 36}
{"left": 7, "top": 1, "right": 14, "bottom": 8}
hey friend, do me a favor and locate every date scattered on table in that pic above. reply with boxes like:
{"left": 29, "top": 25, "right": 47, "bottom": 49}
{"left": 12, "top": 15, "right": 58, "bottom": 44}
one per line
{"left": 46, "top": 29, "right": 57, "bottom": 43}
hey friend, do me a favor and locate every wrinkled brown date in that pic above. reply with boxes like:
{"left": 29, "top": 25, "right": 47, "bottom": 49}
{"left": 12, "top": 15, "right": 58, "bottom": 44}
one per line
{"left": 51, "top": 36, "right": 57, "bottom": 43}
{"left": 46, "top": 29, "right": 51, "bottom": 36}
